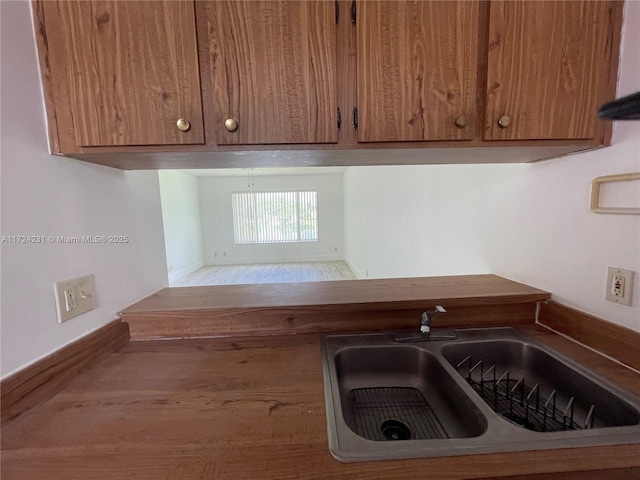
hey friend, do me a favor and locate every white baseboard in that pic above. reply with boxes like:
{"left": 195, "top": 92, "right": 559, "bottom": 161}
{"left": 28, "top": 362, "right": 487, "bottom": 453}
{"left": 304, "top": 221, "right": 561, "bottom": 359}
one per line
{"left": 343, "top": 256, "right": 365, "bottom": 279}
{"left": 168, "top": 260, "right": 205, "bottom": 283}
{"left": 205, "top": 254, "right": 343, "bottom": 266}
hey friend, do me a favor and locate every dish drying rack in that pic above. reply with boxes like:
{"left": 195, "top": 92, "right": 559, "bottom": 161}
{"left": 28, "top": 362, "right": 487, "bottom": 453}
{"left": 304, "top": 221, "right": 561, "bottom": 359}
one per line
{"left": 456, "top": 356, "right": 597, "bottom": 432}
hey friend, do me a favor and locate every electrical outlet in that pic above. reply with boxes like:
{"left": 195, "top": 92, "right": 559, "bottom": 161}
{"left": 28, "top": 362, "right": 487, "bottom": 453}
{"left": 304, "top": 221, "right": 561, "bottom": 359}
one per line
{"left": 605, "top": 267, "right": 633, "bottom": 306}
{"left": 64, "top": 288, "right": 77, "bottom": 311}
{"left": 54, "top": 274, "right": 97, "bottom": 323}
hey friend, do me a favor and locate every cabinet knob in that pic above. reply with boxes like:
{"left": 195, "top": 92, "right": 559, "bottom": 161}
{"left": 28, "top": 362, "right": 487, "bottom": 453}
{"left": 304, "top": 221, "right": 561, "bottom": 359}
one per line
{"left": 176, "top": 118, "right": 191, "bottom": 132}
{"left": 455, "top": 115, "right": 467, "bottom": 129}
{"left": 498, "top": 115, "right": 511, "bottom": 128}
{"left": 224, "top": 118, "right": 239, "bottom": 132}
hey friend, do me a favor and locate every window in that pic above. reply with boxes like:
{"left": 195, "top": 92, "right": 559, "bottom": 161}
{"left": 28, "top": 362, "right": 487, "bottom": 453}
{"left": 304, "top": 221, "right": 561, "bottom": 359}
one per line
{"left": 232, "top": 191, "right": 319, "bottom": 244}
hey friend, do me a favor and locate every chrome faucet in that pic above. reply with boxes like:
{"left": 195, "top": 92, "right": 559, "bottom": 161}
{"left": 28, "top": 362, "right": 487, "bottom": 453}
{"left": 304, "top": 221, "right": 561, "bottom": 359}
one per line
{"left": 393, "top": 305, "right": 453, "bottom": 342}
{"left": 420, "top": 306, "right": 446, "bottom": 339}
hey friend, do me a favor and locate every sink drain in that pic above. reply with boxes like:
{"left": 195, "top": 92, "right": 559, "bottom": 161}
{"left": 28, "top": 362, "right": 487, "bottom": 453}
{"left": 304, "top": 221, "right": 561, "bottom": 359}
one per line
{"left": 381, "top": 420, "right": 411, "bottom": 440}
{"left": 349, "top": 387, "right": 448, "bottom": 441}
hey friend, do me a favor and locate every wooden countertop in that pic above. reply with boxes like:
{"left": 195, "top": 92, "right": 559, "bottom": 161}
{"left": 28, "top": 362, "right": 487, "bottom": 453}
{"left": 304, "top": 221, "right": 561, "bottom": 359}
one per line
{"left": 121, "top": 275, "right": 550, "bottom": 312}
{"left": 2, "top": 325, "right": 638, "bottom": 479}
{"left": 119, "top": 275, "right": 552, "bottom": 340}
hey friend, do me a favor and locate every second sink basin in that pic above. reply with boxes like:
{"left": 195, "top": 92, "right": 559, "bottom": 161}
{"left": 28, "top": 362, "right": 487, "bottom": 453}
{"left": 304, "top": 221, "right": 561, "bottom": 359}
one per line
{"left": 441, "top": 339, "right": 640, "bottom": 432}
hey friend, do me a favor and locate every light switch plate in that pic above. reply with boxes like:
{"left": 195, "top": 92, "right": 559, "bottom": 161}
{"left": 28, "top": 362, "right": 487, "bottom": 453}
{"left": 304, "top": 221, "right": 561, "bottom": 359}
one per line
{"left": 54, "top": 274, "right": 97, "bottom": 323}
{"left": 605, "top": 267, "right": 633, "bottom": 306}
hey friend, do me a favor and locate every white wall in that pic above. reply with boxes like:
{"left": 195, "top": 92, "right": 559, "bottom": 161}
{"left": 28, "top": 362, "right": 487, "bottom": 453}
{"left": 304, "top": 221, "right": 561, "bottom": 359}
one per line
{"left": 343, "top": 165, "right": 518, "bottom": 279}
{"left": 344, "top": 1, "right": 640, "bottom": 332}
{"left": 0, "top": 1, "right": 168, "bottom": 378}
{"left": 199, "top": 174, "right": 344, "bottom": 264}
{"left": 159, "top": 171, "right": 205, "bottom": 282}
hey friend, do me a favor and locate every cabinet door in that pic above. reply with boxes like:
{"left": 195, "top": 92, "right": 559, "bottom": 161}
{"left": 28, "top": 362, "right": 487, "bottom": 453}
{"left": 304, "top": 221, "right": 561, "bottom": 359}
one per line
{"left": 357, "top": 1, "right": 479, "bottom": 142}
{"left": 485, "top": 1, "right": 616, "bottom": 140}
{"left": 51, "top": 1, "right": 204, "bottom": 147}
{"left": 208, "top": 1, "right": 338, "bottom": 145}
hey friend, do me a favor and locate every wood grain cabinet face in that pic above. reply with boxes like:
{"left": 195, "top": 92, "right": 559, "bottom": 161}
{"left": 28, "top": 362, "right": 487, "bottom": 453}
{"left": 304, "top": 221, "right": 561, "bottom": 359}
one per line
{"left": 356, "top": 1, "right": 480, "bottom": 143}
{"left": 31, "top": 0, "right": 622, "bottom": 166}
{"left": 45, "top": 0, "right": 204, "bottom": 147}
{"left": 207, "top": 1, "right": 338, "bottom": 145}
{"left": 484, "top": 1, "right": 618, "bottom": 141}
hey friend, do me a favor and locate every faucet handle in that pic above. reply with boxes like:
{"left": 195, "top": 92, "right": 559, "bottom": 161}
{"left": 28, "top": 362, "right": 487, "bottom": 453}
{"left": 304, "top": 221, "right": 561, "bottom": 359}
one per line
{"left": 421, "top": 306, "right": 447, "bottom": 326}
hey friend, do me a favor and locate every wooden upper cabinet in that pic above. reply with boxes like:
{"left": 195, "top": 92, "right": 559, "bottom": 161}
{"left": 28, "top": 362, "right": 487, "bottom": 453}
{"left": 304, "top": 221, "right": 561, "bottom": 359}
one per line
{"left": 356, "top": 1, "right": 480, "bottom": 143}
{"left": 207, "top": 1, "right": 338, "bottom": 145}
{"left": 32, "top": 0, "right": 623, "bottom": 166}
{"left": 44, "top": 0, "right": 204, "bottom": 147}
{"left": 484, "top": 1, "right": 618, "bottom": 141}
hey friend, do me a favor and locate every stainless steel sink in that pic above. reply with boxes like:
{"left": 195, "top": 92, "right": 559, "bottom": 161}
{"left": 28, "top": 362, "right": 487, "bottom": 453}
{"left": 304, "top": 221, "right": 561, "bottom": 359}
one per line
{"left": 321, "top": 327, "right": 640, "bottom": 462}
{"left": 441, "top": 339, "right": 640, "bottom": 432}
{"left": 336, "top": 346, "right": 487, "bottom": 441}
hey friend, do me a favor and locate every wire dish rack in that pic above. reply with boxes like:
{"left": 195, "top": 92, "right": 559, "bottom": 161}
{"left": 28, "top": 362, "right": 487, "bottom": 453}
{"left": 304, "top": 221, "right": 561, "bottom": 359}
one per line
{"left": 456, "top": 356, "right": 596, "bottom": 432}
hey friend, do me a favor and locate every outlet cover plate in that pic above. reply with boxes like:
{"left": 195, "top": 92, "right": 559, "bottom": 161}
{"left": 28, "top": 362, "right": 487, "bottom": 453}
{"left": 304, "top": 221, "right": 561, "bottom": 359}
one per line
{"left": 605, "top": 267, "right": 633, "bottom": 306}
{"left": 54, "top": 274, "right": 97, "bottom": 323}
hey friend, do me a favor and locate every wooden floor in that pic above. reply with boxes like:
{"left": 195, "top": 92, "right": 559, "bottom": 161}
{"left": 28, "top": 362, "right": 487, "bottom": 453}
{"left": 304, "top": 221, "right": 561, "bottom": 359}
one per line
{"left": 171, "top": 261, "right": 357, "bottom": 286}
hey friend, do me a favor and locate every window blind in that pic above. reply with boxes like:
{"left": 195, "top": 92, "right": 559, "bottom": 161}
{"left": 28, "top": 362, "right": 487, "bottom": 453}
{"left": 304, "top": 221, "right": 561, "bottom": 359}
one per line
{"left": 232, "top": 191, "right": 319, "bottom": 244}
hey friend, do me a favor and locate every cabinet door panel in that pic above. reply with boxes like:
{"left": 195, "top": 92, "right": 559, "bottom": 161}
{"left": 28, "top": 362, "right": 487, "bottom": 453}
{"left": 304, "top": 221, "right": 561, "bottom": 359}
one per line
{"left": 357, "top": 1, "right": 479, "bottom": 142}
{"left": 53, "top": 1, "right": 204, "bottom": 147}
{"left": 485, "top": 1, "right": 615, "bottom": 140}
{"left": 208, "top": 1, "right": 338, "bottom": 145}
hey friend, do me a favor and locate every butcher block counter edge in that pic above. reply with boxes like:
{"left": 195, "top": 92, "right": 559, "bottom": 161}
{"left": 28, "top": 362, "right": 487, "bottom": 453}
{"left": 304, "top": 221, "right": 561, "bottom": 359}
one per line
{"left": 120, "top": 275, "right": 550, "bottom": 312}
{"left": 119, "top": 274, "right": 551, "bottom": 340}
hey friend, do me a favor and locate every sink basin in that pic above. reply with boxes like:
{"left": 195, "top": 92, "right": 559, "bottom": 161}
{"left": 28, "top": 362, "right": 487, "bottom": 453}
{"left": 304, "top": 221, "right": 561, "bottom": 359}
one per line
{"left": 321, "top": 327, "right": 640, "bottom": 462}
{"left": 441, "top": 339, "right": 640, "bottom": 432}
{"left": 336, "top": 346, "right": 486, "bottom": 441}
